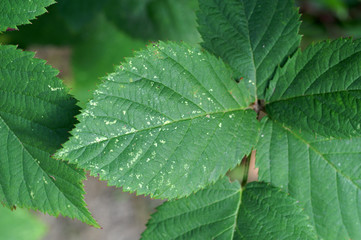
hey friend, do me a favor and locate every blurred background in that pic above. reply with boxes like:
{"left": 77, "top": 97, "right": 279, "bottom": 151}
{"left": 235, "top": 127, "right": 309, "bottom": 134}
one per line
{"left": 1, "top": 0, "right": 361, "bottom": 239}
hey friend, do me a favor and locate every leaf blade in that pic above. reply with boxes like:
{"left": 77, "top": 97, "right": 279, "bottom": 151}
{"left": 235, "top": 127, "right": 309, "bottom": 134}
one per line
{"left": 197, "top": 0, "right": 301, "bottom": 98}
{"left": 55, "top": 41, "right": 258, "bottom": 199}
{"left": 141, "top": 177, "right": 242, "bottom": 239}
{"left": 266, "top": 38, "right": 361, "bottom": 138}
{"left": 256, "top": 117, "right": 361, "bottom": 239}
{"left": 0, "top": 0, "right": 55, "bottom": 32}
{"left": 0, "top": 45, "right": 98, "bottom": 227}
{"left": 235, "top": 182, "right": 317, "bottom": 240}
{"left": 141, "top": 178, "right": 317, "bottom": 239}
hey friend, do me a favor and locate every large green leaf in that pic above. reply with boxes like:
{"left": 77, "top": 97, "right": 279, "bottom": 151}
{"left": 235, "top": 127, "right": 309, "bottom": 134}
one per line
{"left": 105, "top": 0, "right": 201, "bottom": 44}
{"left": 197, "top": 0, "right": 301, "bottom": 98}
{"left": 0, "top": 0, "right": 54, "bottom": 32}
{"left": 0, "top": 207, "right": 47, "bottom": 240}
{"left": 266, "top": 39, "right": 361, "bottom": 138}
{"left": 0, "top": 45, "right": 98, "bottom": 227}
{"left": 142, "top": 178, "right": 317, "bottom": 239}
{"left": 256, "top": 117, "right": 361, "bottom": 239}
{"left": 55, "top": 41, "right": 258, "bottom": 199}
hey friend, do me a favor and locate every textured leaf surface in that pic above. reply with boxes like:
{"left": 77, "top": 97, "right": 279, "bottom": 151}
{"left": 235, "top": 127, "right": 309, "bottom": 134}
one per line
{"left": 0, "top": 0, "right": 54, "bottom": 32}
{"left": 55, "top": 42, "right": 258, "bottom": 199}
{"left": 256, "top": 117, "right": 361, "bottom": 239}
{"left": 142, "top": 177, "right": 242, "bottom": 239}
{"left": 266, "top": 39, "right": 361, "bottom": 138}
{"left": 197, "top": 0, "right": 301, "bottom": 98}
{"left": 236, "top": 182, "right": 317, "bottom": 240}
{"left": 0, "top": 45, "right": 97, "bottom": 227}
{"left": 105, "top": 0, "right": 201, "bottom": 44}
{"left": 0, "top": 207, "right": 47, "bottom": 240}
{"left": 142, "top": 179, "right": 316, "bottom": 239}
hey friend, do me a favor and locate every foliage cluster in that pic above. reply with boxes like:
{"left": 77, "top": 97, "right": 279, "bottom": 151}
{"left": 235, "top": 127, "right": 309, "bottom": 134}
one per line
{"left": 1, "top": 0, "right": 361, "bottom": 239}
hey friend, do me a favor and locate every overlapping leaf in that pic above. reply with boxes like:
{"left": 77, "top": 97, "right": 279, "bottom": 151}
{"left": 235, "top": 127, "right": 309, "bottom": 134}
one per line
{"left": 55, "top": 41, "right": 258, "bottom": 199}
{"left": 266, "top": 38, "right": 361, "bottom": 138}
{"left": 142, "top": 178, "right": 316, "bottom": 239}
{"left": 0, "top": 45, "right": 97, "bottom": 227}
{"left": 256, "top": 117, "right": 361, "bottom": 239}
{"left": 0, "top": 0, "right": 54, "bottom": 32}
{"left": 197, "top": 0, "right": 301, "bottom": 98}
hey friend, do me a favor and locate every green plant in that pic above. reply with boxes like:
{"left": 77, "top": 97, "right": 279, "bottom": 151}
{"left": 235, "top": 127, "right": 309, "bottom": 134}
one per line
{"left": 2, "top": 0, "right": 361, "bottom": 239}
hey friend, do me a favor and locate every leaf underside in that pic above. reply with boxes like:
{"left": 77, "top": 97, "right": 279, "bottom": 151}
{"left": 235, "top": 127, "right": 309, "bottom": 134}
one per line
{"left": 0, "top": 0, "right": 55, "bottom": 32}
{"left": 266, "top": 39, "right": 361, "bottom": 138}
{"left": 257, "top": 117, "right": 361, "bottom": 239}
{"left": 197, "top": 0, "right": 301, "bottom": 98}
{"left": 142, "top": 178, "right": 317, "bottom": 240}
{"left": 0, "top": 45, "right": 97, "bottom": 227}
{"left": 55, "top": 41, "right": 259, "bottom": 199}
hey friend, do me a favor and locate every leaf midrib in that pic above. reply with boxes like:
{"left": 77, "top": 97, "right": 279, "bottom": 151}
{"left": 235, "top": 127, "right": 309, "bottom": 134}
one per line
{"left": 240, "top": 0, "right": 257, "bottom": 97}
{"left": 280, "top": 122, "right": 361, "bottom": 191}
{"left": 0, "top": 116, "right": 89, "bottom": 219}
{"left": 64, "top": 107, "right": 250, "bottom": 153}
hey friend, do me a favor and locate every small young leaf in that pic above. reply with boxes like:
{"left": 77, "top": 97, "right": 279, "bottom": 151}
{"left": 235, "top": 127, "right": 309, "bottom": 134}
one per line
{"left": 197, "top": 0, "right": 301, "bottom": 98}
{"left": 257, "top": 117, "right": 361, "bottom": 239}
{"left": 55, "top": 41, "right": 258, "bottom": 199}
{"left": 266, "top": 39, "right": 361, "bottom": 138}
{"left": 0, "top": 45, "right": 98, "bottom": 227}
{"left": 142, "top": 179, "right": 317, "bottom": 239}
{"left": 0, "top": 0, "right": 54, "bottom": 32}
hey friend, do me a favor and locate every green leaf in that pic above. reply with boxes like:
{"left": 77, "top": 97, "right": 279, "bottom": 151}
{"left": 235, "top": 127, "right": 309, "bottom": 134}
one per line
{"left": 256, "top": 117, "right": 361, "bottom": 239}
{"left": 197, "top": 0, "right": 301, "bottom": 98}
{"left": 0, "top": 45, "right": 98, "bottom": 227}
{"left": 0, "top": 207, "right": 47, "bottom": 240}
{"left": 142, "top": 178, "right": 317, "bottom": 239}
{"left": 141, "top": 177, "right": 242, "bottom": 239}
{"left": 55, "top": 41, "right": 258, "bottom": 199}
{"left": 105, "top": 0, "right": 201, "bottom": 44}
{"left": 3, "top": 3, "right": 76, "bottom": 47}
{"left": 266, "top": 39, "right": 361, "bottom": 138}
{"left": 236, "top": 182, "right": 317, "bottom": 240}
{"left": 0, "top": 0, "right": 55, "bottom": 32}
